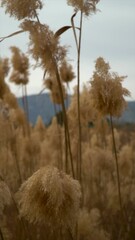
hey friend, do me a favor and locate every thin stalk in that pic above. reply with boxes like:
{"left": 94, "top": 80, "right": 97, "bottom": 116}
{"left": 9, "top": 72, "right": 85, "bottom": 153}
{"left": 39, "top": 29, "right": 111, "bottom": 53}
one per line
{"left": 71, "top": 12, "right": 79, "bottom": 50}
{"left": 53, "top": 103, "right": 64, "bottom": 171}
{"left": 9, "top": 123, "right": 22, "bottom": 185}
{"left": 54, "top": 62, "right": 75, "bottom": 178}
{"left": 66, "top": 83, "right": 70, "bottom": 109}
{"left": 64, "top": 84, "right": 70, "bottom": 173}
{"left": 21, "top": 85, "right": 27, "bottom": 136}
{"left": 22, "top": 84, "right": 26, "bottom": 114}
{"left": 53, "top": 95, "right": 68, "bottom": 173}
{"left": 59, "top": 127, "right": 63, "bottom": 171}
{"left": 110, "top": 115, "right": 128, "bottom": 231}
{"left": 34, "top": 16, "right": 74, "bottom": 178}
{"left": 110, "top": 115, "right": 122, "bottom": 211}
{"left": 77, "top": 11, "right": 83, "bottom": 183}
{"left": 64, "top": 121, "right": 69, "bottom": 174}
{"left": 71, "top": 10, "right": 83, "bottom": 181}
{"left": 34, "top": 9, "right": 40, "bottom": 24}
{"left": 110, "top": 114, "right": 128, "bottom": 236}
{"left": 24, "top": 85, "right": 31, "bottom": 137}
{"left": 24, "top": 85, "right": 30, "bottom": 123}
{"left": 0, "top": 228, "right": 4, "bottom": 240}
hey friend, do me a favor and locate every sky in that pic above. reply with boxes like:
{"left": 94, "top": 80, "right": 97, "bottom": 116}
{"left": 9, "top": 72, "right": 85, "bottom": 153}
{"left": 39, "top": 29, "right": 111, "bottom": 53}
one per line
{"left": 0, "top": 0, "right": 135, "bottom": 100}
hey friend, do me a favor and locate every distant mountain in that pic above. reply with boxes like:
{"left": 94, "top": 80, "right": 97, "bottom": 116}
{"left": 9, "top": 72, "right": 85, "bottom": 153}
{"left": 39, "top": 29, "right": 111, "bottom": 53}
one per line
{"left": 17, "top": 93, "right": 135, "bottom": 125}
{"left": 17, "top": 93, "right": 70, "bottom": 125}
{"left": 114, "top": 101, "right": 135, "bottom": 124}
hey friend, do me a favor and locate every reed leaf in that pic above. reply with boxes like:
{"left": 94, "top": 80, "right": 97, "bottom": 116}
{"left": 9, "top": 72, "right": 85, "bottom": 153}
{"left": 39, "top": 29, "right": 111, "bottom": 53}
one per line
{"left": 0, "top": 30, "right": 24, "bottom": 43}
{"left": 54, "top": 25, "right": 80, "bottom": 38}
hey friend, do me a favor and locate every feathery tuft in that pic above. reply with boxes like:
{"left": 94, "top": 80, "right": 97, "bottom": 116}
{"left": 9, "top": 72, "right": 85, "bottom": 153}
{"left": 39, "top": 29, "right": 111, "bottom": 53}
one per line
{"left": 16, "top": 166, "right": 81, "bottom": 231}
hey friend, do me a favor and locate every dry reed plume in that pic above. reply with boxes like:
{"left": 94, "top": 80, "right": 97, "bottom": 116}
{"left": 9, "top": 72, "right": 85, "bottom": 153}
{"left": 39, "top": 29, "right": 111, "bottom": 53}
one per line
{"left": 1, "top": 0, "right": 135, "bottom": 239}
{"left": 67, "top": 0, "right": 99, "bottom": 16}
{"left": 16, "top": 166, "right": 81, "bottom": 232}
{"left": 0, "top": 0, "right": 43, "bottom": 19}
{"left": 90, "top": 57, "right": 130, "bottom": 117}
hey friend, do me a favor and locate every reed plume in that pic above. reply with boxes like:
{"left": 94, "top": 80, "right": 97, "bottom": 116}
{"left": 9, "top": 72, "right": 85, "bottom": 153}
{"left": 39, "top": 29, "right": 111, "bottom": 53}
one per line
{"left": 0, "top": 58, "right": 10, "bottom": 99}
{"left": 16, "top": 166, "right": 81, "bottom": 232}
{"left": 10, "top": 47, "right": 29, "bottom": 85}
{"left": 60, "top": 60, "right": 75, "bottom": 83}
{"left": 67, "top": 0, "right": 99, "bottom": 16}
{"left": 90, "top": 57, "right": 130, "bottom": 117}
{"left": 0, "top": 0, "right": 43, "bottom": 20}
{"left": 90, "top": 57, "right": 130, "bottom": 229}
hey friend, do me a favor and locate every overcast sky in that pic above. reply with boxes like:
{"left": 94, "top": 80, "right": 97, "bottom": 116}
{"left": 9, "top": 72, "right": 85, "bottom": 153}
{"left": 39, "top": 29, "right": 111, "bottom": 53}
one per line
{"left": 0, "top": 0, "right": 135, "bottom": 100}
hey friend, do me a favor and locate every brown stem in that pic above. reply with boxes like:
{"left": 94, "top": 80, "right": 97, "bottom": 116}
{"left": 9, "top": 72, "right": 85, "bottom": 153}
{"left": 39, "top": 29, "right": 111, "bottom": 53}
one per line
{"left": 110, "top": 115, "right": 122, "bottom": 211}
{"left": 21, "top": 85, "right": 27, "bottom": 136}
{"left": 54, "top": 62, "right": 75, "bottom": 178}
{"left": 71, "top": 12, "right": 79, "bottom": 50}
{"left": 77, "top": 11, "right": 83, "bottom": 183}
{"left": 0, "top": 228, "right": 4, "bottom": 240}
{"left": 24, "top": 85, "right": 29, "bottom": 123}
{"left": 24, "top": 85, "right": 30, "bottom": 137}
{"left": 71, "top": 10, "right": 83, "bottom": 182}
{"left": 34, "top": 9, "right": 40, "bottom": 24}
{"left": 109, "top": 114, "right": 128, "bottom": 234}
{"left": 22, "top": 84, "right": 26, "bottom": 113}
{"left": 53, "top": 103, "right": 64, "bottom": 171}
{"left": 35, "top": 16, "right": 74, "bottom": 178}
{"left": 8, "top": 122, "right": 22, "bottom": 185}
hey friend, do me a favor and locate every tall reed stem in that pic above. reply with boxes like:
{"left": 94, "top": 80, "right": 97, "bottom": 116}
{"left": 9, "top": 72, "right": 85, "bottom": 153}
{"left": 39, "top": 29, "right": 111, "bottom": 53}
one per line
{"left": 54, "top": 62, "right": 75, "bottom": 178}
{"left": 109, "top": 115, "right": 124, "bottom": 218}
{"left": 110, "top": 115, "right": 129, "bottom": 237}
{"left": 0, "top": 228, "right": 4, "bottom": 240}
{"left": 71, "top": 11, "right": 83, "bottom": 182}
{"left": 21, "top": 84, "right": 30, "bottom": 136}
{"left": 36, "top": 14, "right": 74, "bottom": 178}
{"left": 53, "top": 103, "right": 63, "bottom": 170}
{"left": 24, "top": 85, "right": 30, "bottom": 136}
{"left": 77, "top": 11, "right": 83, "bottom": 183}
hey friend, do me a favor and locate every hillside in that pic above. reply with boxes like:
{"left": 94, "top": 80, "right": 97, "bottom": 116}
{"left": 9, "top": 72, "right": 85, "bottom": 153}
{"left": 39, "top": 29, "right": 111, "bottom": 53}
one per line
{"left": 17, "top": 93, "right": 70, "bottom": 125}
{"left": 18, "top": 93, "right": 135, "bottom": 125}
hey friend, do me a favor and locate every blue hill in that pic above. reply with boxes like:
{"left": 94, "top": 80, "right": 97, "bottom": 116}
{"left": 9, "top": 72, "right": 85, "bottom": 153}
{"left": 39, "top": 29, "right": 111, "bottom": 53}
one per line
{"left": 18, "top": 93, "right": 135, "bottom": 125}
{"left": 17, "top": 93, "right": 70, "bottom": 125}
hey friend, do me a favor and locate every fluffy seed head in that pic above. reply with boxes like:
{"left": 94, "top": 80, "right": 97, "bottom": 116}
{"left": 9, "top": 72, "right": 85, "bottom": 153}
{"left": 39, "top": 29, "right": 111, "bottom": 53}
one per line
{"left": 0, "top": 58, "right": 10, "bottom": 98}
{"left": 44, "top": 74, "right": 67, "bottom": 104}
{"left": 10, "top": 47, "right": 29, "bottom": 85}
{"left": 16, "top": 166, "right": 81, "bottom": 231}
{"left": 60, "top": 60, "right": 75, "bottom": 83}
{"left": 0, "top": 58, "right": 9, "bottom": 77}
{"left": 0, "top": 0, "right": 43, "bottom": 20}
{"left": 90, "top": 57, "right": 130, "bottom": 117}
{"left": 67, "top": 0, "right": 100, "bottom": 16}
{"left": 21, "top": 20, "right": 67, "bottom": 73}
